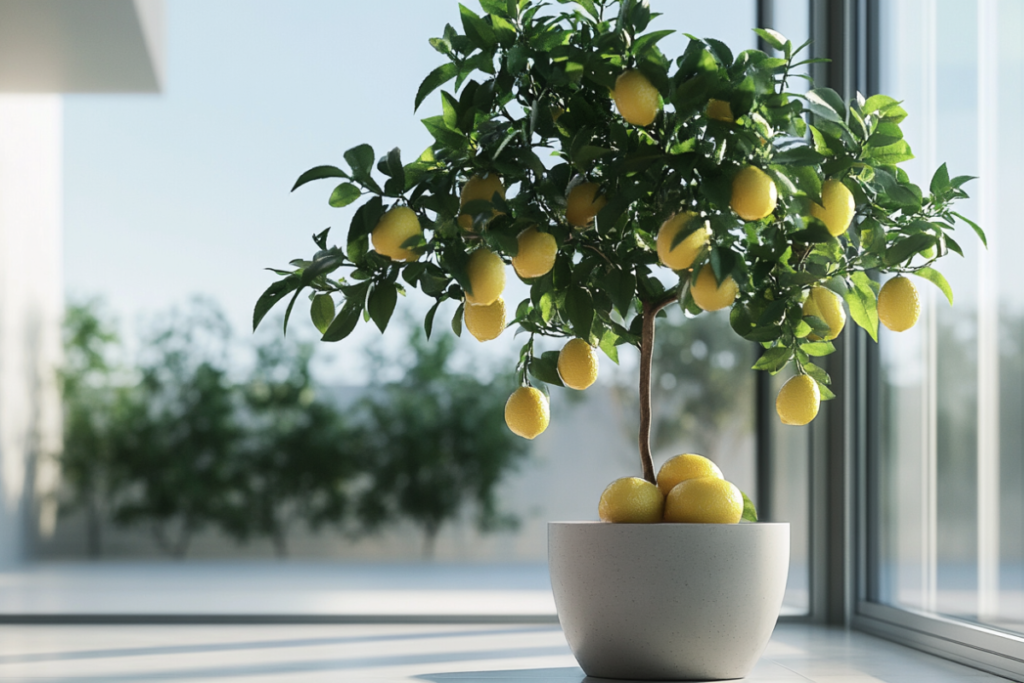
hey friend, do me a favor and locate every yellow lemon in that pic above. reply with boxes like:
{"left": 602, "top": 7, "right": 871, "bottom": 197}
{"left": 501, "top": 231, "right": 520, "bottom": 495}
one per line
{"left": 371, "top": 206, "right": 423, "bottom": 262}
{"left": 691, "top": 267, "right": 738, "bottom": 312}
{"left": 458, "top": 174, "right": 505, "bottom": 231}
{"left": 810, "top": 179, "right": 856, "bottom": 237}
{"left": 657, "top": 213, "right": 710, "bottom": 271}
{"left": 776, "top": 374, "right": 820, "bottom": 426}
{"left": 613, "top": 70, "right": 661, "bottom": 126}
{"left": 565, "top": 182, "right": 607, "bottom": 228}
{"left": 464, "top": 296, "right": 506, "bottom": 342}
{"left": 706, "top": 98, "right": 734, "bottom": 123}
{"left": 656, "top": 453, "right": 724, "bottom": 497}
{"left": 802, "top": 286, "right": 846, "bottom": 341}
{"left": 465, "top": 248, "right": 506, "bottom": 306}
{"left": 504, "top": 386, "right": 550, "bottom": 440}
{"left": 663, "top": 477, "right": 743, "bottom": 524}
{"left": 730, "top": 166, "right": 778, "bottom": 221}
{"left": 512, "top": 227, "right": 557, "bottom": 279}
{"left": 557, "top": 338, "right": 599, "bottom": 390}
{"left": 877, "top": 275, "right": 921, "bottom": 332}
{"left": 599, "top": 477, "right": 665, "bottom": 523}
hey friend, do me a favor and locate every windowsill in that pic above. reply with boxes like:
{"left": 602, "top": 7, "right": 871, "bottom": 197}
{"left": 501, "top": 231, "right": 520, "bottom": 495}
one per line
{"left": 0, "top": 562, "right": 1008, "bottom": 681}
{"left": 0, "top": 621, "right": 1008, "bottom": 681}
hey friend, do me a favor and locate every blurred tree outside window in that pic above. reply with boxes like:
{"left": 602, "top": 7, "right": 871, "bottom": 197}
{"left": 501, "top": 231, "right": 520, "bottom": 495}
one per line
{"left": 58, "top": 298, "right": 527, "bottom": 560}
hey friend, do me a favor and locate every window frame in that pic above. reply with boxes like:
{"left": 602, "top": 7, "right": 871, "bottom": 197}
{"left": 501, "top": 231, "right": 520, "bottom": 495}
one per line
{"left": 786, "top": 0, "right": 1024, "bottom": 676}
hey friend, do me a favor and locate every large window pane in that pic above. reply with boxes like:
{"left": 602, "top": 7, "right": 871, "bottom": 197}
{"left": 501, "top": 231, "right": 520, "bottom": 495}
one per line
{"left": 875, "top": 0, "right": 1024, "bottom": 635}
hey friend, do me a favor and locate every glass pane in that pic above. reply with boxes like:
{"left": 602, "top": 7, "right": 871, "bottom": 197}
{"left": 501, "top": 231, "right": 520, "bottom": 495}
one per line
{"left": 8, "top": 0, "right": 782, "bottom": 620}
{"left": 875, "top": 0, "right": 1024, "bottom": 635}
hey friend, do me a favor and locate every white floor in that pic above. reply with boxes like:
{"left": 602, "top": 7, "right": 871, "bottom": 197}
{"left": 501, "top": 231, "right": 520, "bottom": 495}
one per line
{"left": 0, "top": 622, "right": 1010, "bottom": 682}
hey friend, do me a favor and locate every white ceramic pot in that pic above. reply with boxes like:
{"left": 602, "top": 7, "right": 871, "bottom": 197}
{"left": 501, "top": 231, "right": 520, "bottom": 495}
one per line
{"left": 548, "top": 521, "right": 789, "bottom": 681}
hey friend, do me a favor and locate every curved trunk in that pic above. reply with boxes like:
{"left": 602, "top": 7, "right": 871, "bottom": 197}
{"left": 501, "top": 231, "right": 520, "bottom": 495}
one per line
{"left": 638, "top": 296, "right": 678, "bottom": 484}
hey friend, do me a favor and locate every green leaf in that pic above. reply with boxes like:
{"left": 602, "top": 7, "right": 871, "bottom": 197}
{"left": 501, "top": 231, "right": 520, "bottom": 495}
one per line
{"left": 478, "top": 0, "right": 508, "bottom": 16}
{"left": 452, "top": 301, "right": 465, "bottom": 337}
{"left": 460, "top": 3, "right": 497, "bottom": 49}
{"left": 293, "top": 165, "right": 348, "bottom": 192}
{"left": 566, "top": 287, "right": 595, "bottom": 340}
{"left": 310, "top": 294, "right": 336, "bottom": 334}
{"left": 753, "top": 28, "right": 785, "bottom": 51}
{"left": 321, "top": 300, "right": 362, "bottom": 342}
{"left": 914, "top": 267, "right": 954, "bottom": 305}
{"left": 599, "top": 329, "right": 620, "bottom": 364}
{"left": 423, "top": 299, "right": 442, "bottom": 339}
{"left": 806, "top": 88, "right": 845, "bottom": 123}
{"left": 704, "top": 38, "right": 733, "bottom": 66}
{"left": 858, "top": 217, "right": 887, "bottom": 254}
{"left": 929, "top": 163, "right": 950, "bottom": 195}
{"left": 802, "top": 361, "right": 830, "bottom": 386}
{"left": 254, "top": 275, "right": 301, "bottom": 331}
{"left": 844, "top": 272, "right": 878, "bottom": 342}
{"left": 415, "top": 62, "right": 458, "bottom": 112}
{"left": 868, "top": 140, "right": 914, "bottom": 165}
{"left": 801, "top": 340, "right": 836, "bottom": 357}
{"left": 348, "top": 195, "right": 384, "bottom": 244}
{"left": 344, "top": 144, "right": 375, "bottom": 182}
{"left": 601, "top": 267, "right": 636, "bottom": 316}
{"left": 752, "top": 345, "right": 793, "bottom": 373}
{"left": 741, "top": 490, "right": 758, "bottom": 522}
{"left": 368, "top": 283, "right": 398, "bottom": 333}
{"left": 530, "top": 350, "right": 565, "bottom": 387}
{"left": 802, "top": 315, "right": 831, "bottom": 339}
{"left": 634, "top": 30, "right": 674, "bottom": 57}
{"left": 952, "top": 211, "right": 987, "bottom": 248}
{"left": 884, "top": 233, "right": 935, "bottom": 267}
{"left": 772, "top": 146, "right": 827, "bottom": 166}
{"left": 328, "top": 183, "right": 361, "bottom": 208}
{"left": 422, "top": 115, "right": 467, "bottom": 149}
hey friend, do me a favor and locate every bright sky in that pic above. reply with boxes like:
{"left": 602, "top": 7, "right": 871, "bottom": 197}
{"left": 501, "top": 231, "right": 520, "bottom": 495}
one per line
{"left": 63, "top": 0, "right": 762, "bottom": 383}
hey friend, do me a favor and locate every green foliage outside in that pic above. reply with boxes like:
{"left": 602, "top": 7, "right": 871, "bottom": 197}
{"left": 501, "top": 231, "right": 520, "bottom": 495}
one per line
{"left": 59, "top": 299, "right": 525, "bottom": 558}
{"left": 356, "top": 324, "right": 528, "bottom": 558}
{"left": 255, "top": 0, "right": 983, "bottom": 486}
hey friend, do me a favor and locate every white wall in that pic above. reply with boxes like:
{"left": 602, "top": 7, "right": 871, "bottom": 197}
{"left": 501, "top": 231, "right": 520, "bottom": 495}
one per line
{"left": 0, "top": 95, "right": 64, "bottom": 567}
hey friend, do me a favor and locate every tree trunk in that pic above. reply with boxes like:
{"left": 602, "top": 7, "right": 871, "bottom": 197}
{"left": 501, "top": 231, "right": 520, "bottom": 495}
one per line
{"left": 638, "top": 296, "right": 678, "bottom": 484}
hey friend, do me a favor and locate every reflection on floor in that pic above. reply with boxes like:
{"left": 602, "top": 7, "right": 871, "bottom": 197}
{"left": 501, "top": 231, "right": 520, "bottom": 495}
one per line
{"left": 0, "top": 622, "right": 1008, "bottom": 681}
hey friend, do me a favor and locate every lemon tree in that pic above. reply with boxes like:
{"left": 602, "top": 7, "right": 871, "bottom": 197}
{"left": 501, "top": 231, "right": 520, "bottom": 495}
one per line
{"left": 255, "top": 0, "right": 983, "bottom": 490}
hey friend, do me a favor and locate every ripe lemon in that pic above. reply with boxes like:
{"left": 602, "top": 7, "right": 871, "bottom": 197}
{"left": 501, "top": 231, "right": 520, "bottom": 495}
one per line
{"left": 504, "top": 386, "right": 550, "bottom": 440}
{"left": 656, "top": 453, "right": 724, "bottom": 497}
{"left": 877, "top": 275, "right": 920, "bottom": 332}
{"left": 371, "top": 206, "right": 423, "bottom": 262}
{"left": 776, "top": 374, "right": 820, "bottom": 426}
{"left": 691, "top": 267, "right": 738, "bottom": 312}
{"left": 613, "top": 70, "right": 661, "bottom": 126}
{"left": 458, "top": 174, "right": 505, "bottom": 231}
{"left": 465, "top": 247, "right": 506, "bottom": 306}
{"left": 512, "top": 227, "right": 557, "bottom": 279}
{"left": 810, "top": 179, "right": 856, "bottom": 237}
{"left": 464, "top": 296, "right": 505, "bottom": 342}
{"left": 557, "top": 338, "right": 599, "bottom": 390}
{"left": 657, "top": 213, "right": 710, "bottom": 271}
{"left": 598, "top": 477, "right": 664, "bottom": 523}
{"left": 565, "top": 182, "right": 607, "bottom": 228}
{"left": 802, "top": 286, "right": 846, "bottom": 341}
{"left": 663, "top": 477, "right": 743, "bottom": 524}
{"left": 706, "top": 98, "right": 734, "bottom": 123}
{"left": 730, "top": 166, "right": 778, "bottom": 221}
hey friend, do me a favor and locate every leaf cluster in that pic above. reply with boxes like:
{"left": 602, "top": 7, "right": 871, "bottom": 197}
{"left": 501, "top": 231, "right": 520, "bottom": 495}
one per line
{"left": 256, "top": 0, "right": 983, "bottom": 400}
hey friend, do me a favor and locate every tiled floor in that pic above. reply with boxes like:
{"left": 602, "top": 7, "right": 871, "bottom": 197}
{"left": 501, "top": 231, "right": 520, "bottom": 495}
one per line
{"left": 0, "top": 622, "right": 1010, "bottom": 682}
